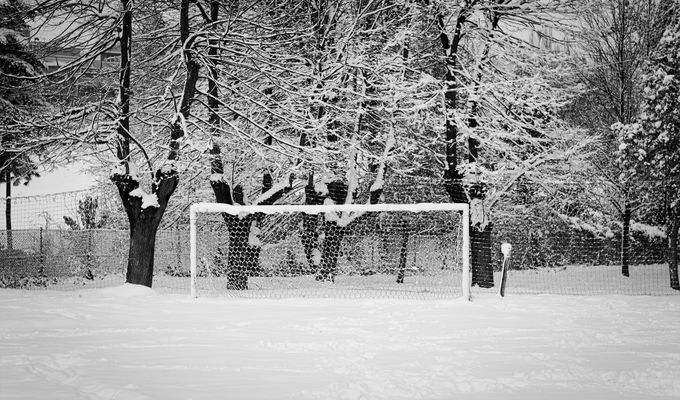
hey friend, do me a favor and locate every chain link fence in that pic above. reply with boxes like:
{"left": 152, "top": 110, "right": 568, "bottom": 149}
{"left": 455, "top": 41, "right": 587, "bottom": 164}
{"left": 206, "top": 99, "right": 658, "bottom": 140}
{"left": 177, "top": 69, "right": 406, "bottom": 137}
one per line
{"left": 1, "top": 186, "right": 678, "bottom": 296}
{"left": 0, "top": 229, "right": 189, "bottom": 290}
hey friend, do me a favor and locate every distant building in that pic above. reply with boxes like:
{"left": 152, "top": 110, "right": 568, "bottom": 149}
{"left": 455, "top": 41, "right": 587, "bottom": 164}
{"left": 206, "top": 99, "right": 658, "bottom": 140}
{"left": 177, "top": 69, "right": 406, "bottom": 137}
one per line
{"left": 32, "top": 40, "right": 120, "bottom": 73}
{"left": 29, "top": 39, "right": 120, "bottom": 100}
{"left": 527, "top": 25, "right": 571, "bottom": 54}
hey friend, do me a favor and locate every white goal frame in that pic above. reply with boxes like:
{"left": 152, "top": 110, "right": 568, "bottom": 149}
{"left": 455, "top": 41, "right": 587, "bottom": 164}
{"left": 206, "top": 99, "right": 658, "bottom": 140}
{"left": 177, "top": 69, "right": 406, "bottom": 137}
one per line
{"left": 189, "top": 202, "right": 471, "bottom": 300}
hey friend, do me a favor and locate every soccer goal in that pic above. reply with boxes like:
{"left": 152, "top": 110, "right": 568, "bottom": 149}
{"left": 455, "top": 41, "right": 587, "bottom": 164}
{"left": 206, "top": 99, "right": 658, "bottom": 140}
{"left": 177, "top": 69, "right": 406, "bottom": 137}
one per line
{"left": 190, "top": 202, "right": 471, "bottom": 300}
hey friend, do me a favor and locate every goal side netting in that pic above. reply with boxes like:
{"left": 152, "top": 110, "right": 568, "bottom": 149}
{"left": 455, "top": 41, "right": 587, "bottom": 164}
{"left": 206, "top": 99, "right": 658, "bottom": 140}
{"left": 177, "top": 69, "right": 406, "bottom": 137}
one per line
{"left": 190, "top": 203, "right": 471, "bottom": 299}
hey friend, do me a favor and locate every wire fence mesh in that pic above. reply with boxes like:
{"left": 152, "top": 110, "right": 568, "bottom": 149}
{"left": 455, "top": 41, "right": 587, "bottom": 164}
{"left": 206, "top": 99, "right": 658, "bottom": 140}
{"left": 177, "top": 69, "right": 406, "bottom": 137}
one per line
{"left": 0, "top": 229, "right": 189, "bottom": 291}
{"left": 0, "top": 226, "right": 675, "bottom": 296}
{"left": 1, "top": 187, "right": 679, "bottom": 296}
{"left": 0, "top": 190, "right": 110, "bottom": 230}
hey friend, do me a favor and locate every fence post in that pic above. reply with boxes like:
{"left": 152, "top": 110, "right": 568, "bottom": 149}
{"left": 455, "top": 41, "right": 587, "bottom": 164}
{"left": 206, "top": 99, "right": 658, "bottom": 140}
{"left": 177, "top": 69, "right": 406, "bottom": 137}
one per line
{"left": 177, "top": 228, "right": 182, "bottom": 274}
{"left": 85, "top": 229, "right": 94, "bottom": 279}
{"left": 5, "top": 174, "right": 12, "bottom": 250}
{"left": 39, "top": 227, "right": 44, "bottom": 263}
{"left": 38, "top": 227, "right": 45, "bottom": 277}
{"left": 499, "top": 243, "right": 512, "bottom": 297}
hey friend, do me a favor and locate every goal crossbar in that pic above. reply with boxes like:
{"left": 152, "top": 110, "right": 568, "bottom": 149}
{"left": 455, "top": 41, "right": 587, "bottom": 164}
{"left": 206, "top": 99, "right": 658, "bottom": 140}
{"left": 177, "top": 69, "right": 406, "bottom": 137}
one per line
{"left": 189, "top": 202, "right": 471, "bottom": 300}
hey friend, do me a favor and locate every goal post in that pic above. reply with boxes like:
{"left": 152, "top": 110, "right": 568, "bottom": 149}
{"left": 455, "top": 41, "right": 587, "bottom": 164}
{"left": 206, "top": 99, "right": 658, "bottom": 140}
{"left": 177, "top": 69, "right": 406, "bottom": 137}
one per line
{"left": 189, "top": 202, "right": 471, "bottom": 300}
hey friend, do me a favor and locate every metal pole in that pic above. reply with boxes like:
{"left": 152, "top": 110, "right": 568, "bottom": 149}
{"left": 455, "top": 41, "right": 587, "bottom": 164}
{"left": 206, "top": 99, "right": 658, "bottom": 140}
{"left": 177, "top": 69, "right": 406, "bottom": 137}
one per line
{"left": 462, "top": 205, "right": 471, "bottom": 301}
{"left": 190, "top": 205, "right": 197, "bottom": 298}
{"left": 5, "top": 170, "right": 12, "bottom": 250}
{"left": 39, "top": 227, "right": 44, "bottom": 265}
{"left": 176, "top": 228, "right": 182, "bottom": 274}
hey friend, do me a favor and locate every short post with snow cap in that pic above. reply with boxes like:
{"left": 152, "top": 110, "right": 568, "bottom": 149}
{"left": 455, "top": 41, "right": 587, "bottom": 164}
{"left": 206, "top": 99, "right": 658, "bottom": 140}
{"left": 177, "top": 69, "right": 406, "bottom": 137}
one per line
{"left": 499, "top": 243, "right": 512, "bottom": 297}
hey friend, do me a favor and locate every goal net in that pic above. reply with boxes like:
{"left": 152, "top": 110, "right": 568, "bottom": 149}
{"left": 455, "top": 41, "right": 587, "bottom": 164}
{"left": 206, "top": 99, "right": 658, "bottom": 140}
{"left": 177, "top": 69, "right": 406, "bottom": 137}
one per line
{"left": 190, "top": 203, "right": 471, "bottom": 299}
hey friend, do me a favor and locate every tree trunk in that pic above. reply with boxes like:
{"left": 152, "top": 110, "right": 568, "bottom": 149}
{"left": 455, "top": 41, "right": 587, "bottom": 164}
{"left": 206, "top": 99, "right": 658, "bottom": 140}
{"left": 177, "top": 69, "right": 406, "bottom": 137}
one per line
{"left": 225, "top": 215, "right": 260, "bottom": 290}
{"left": 470, "top": 224, "right": 494, "bottom": 287}
{"left": 111, "top": 0, "right": 193, "bottom": 288}
{"left": 435, "top": 7, "right": 484, "bottom": 287}
{"left": 467, "top": 83, "right": 494, "bottom": 287}
{"left": 126, "top": 216, "right": 160, "bottom": 287}
{"left": 313, "top": 180, "right": 349, "bottom": 282}
{"left": 396, "top": 230, "right": 410, "bottom": 284}
{"left": 210, "top": 162, "right": 291, "bottom": 290}
{"left": 211, "top": 188, "right": 262, "bottom": 290}
{"left": 207, "top": 1, "right": 220, "bottom": 126}
{"left": 621, "top": 202, "right": 631, "bottom": 277}
{"left": 208, "top": 157, "right": 262, "bottom": 291}
{"left": 5, "top": 170, "right": 12, "bottom": 250}
{"left": 468, "top": 195, "right": 494, "bottom": 287}
{"left": 468, "top": 184, "right": 494, "bottom": 288}
{"left": 301, "top": 212, "right": 321, "bottom": 273}
{"left": 317, "top": 220, "right": 346, "bottom": 282}
{"left": 438, "top": 7, "right": 468, "bottom": 204}
{"left": 208, "top": 157, "right": 248, "bottom": 290}
{"left": 669, "top": 212, "right": 679, "bottom": 291}
{"left": 302, "top": 175, "right": 324, "bottom": 273}
{"left": 112, "top": 172, "right": 177, "bottom": 287}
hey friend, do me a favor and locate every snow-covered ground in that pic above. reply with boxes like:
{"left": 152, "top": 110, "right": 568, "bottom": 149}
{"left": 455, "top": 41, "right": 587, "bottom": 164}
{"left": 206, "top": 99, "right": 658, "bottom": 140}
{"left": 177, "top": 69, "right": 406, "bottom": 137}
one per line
{"left": 21, "top": 263, "right": 678, "bottom": 297}
{"left": 1, "top": 285, "right": 679, "bottom": 400}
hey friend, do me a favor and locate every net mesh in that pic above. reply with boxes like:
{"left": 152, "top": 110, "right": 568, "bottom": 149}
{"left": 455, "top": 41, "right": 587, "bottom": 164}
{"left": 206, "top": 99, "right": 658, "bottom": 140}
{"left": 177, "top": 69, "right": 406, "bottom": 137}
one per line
{"left": 191, "top": 208, "right": 466, "bottom": 298}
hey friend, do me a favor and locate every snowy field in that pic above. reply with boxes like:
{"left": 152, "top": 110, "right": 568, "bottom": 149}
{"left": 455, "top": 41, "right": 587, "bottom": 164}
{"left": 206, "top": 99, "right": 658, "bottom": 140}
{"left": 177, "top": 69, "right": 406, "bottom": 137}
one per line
{"left": 1, "top": 285, "right": 680, "bottom": 399}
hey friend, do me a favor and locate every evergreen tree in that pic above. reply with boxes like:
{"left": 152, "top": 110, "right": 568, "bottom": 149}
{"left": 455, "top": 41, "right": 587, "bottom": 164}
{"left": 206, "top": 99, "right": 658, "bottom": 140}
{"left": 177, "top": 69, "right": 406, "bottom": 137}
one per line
{"left": 569, "top": 0, "right": 670, "bottom": 276}
{"left": 0, "top": 0, "right": 43, "bottom": 248}
{"left": 615, "top": 3, "right": 680, "bottom": 289}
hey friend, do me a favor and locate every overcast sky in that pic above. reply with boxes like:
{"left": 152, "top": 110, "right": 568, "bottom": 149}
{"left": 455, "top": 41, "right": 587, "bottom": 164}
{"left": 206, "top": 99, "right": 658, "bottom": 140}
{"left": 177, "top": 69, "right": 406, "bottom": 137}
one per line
{"left": 2, "top": 163, "right": 96, "bottom": 198}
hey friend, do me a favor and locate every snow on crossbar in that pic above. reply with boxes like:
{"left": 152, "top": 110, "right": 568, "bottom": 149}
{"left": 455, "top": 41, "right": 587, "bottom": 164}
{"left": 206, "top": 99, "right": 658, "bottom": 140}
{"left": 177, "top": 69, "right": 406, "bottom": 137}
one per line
{"left": 190, "top": 202, "right": 469, "bottom": 215}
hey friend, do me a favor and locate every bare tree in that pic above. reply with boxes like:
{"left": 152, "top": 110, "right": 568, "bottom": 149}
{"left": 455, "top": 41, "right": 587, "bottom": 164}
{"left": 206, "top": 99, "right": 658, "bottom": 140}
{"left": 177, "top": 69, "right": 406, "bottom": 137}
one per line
{"left": 9, "top": 0, "right": 597, "bottom": 290}
{"left": 416, "top": 0, "right": 591, "bottom": 283}
{"left": 571, "top": 0, "right": 672, "bottom": 276}
{"left": 10, "top": 0, "right": 210, "bottom": 287}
